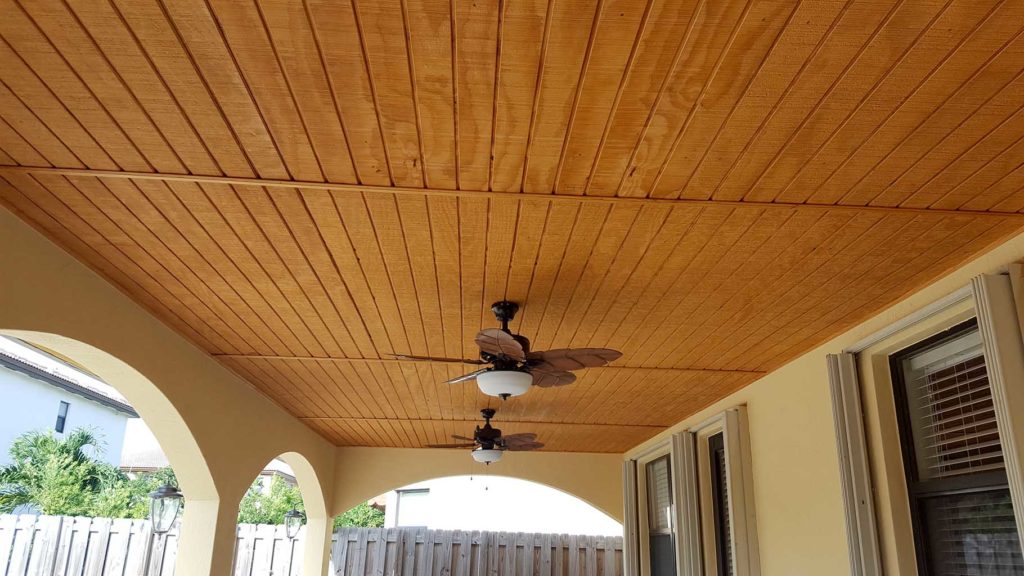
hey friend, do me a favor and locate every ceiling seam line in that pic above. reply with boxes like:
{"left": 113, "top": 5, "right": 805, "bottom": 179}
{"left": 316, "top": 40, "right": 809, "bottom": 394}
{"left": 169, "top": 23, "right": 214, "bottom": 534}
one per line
{"left": 4, "top": 167, "right": 1020, "bottom": 221}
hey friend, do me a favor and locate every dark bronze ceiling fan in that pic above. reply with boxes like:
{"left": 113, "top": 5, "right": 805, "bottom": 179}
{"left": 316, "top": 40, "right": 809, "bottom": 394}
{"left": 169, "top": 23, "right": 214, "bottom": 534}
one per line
{"left": 427, "top": 408, "right": 542, "bottom": 463}
{"left": 394, "top": 301, "right": 622, "bottom": 399}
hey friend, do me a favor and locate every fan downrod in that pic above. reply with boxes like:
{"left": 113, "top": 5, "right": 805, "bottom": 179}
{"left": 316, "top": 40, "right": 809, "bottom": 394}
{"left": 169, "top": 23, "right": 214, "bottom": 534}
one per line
{"left": 491, "top": 301, "right": 519, "bottom": 331}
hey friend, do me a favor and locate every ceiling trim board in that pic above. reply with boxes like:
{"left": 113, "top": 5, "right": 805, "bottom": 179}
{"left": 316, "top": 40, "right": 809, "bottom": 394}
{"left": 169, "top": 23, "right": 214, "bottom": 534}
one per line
{"left": 1, "top": 166, "right": 1019, "bottom": 221}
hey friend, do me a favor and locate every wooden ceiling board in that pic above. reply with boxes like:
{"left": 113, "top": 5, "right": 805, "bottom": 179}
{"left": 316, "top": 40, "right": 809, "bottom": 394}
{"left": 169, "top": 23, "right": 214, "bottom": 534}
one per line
{"left": 2, "top": 0, "right": 1024, "bottom": 452}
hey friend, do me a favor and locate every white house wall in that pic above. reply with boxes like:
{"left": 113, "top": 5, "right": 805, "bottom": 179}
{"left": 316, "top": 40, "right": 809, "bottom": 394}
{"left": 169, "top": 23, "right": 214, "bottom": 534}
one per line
{"left": 0, "top": 365, "right": 129, "bottom": 467}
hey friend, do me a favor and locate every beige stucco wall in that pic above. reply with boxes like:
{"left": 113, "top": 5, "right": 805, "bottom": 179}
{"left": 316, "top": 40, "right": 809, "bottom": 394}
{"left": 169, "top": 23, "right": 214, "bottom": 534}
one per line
{"left": 0, "top": 207, "right": 339, "bottom": 573}
{"left": 626, "top": 228, "right": 1024, "bottom": 575}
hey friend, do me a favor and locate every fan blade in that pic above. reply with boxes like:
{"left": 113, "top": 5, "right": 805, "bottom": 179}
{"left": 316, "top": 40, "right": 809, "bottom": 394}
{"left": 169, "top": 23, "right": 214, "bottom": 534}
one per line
{"left": 532, "top": 370, "right": 576, "bottom": 388}
{"left": 451, "top": 434, "right": 476, "bottom": 442}
{"left": 445, "top": 368, "right": 490, "bottom": 384}
{"left": 501, "top": 433, "right": 540, "bottom": 450}
{"left": 427, "top": 443, "right": 478, "bottom": 449}
{"left": 475, "top": 328, "right": 525, "bottom": 361}
{"left": 528, "top": 348, "right": 622, "bottom": 372}
{"left": 501, "top": 433, "right": 537, "bottom": 444}
{"left": 505, "top": 441, "right": 545, "bottom": 452}
{"left": 391, "top": 354, "right": 486, "bottom": 365}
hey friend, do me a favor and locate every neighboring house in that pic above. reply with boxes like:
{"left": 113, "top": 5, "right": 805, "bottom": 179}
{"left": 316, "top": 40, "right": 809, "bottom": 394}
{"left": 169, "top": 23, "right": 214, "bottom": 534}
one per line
{"left": 120, "top": 418, "right": 296, "bottom": 492}
{"left": 383, "top": 476, "right": 622, "bottom": 536}
{"left": 0, "top": 337, "right": 137, "bottom": 467}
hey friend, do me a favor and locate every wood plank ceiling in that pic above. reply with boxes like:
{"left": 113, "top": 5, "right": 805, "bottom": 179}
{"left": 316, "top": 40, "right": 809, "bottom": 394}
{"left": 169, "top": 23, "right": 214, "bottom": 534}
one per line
{"left": 1, "top": 0, "right": 1024, "bottom": 453}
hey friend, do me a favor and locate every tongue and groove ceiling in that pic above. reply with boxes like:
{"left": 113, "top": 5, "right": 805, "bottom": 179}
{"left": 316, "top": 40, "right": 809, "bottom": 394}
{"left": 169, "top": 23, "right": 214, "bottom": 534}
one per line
{"left": 2, "top": 0, "right": 1024, "bottom": 453}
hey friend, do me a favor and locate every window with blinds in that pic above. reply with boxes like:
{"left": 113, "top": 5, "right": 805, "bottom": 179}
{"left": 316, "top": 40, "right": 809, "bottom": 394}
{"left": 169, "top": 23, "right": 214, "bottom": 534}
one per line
{"left": 892, "top": 320, "right": 1024, "bottom": 575}
{"left": 645, "top": 455, "right": 676, "bottom": 576}
{"left": 708, "top": 433, "right": 734, "bottom": 576}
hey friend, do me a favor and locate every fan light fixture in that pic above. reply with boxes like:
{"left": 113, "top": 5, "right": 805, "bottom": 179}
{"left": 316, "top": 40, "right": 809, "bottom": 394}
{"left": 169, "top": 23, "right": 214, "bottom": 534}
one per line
{"left": 393, "top": 301, "right": 621, "bottom": 399}
{"left": 472, "top": 447, "right": 503, "bottom": 464}
{"left": 476, "top": 370, "right": 532, "bottom": 399}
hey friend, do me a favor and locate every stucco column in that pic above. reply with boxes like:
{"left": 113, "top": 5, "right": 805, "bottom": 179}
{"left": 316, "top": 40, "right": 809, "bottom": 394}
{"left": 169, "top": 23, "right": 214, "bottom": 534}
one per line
{"left": 302, "top": 515, "right": 334, "bottom": 576}
{"left": 175, "top": 497, "right": 238, "bottom": 575}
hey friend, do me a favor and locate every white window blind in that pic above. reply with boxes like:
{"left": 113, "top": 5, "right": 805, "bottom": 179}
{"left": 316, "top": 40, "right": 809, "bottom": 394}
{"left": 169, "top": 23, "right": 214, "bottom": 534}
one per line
{"left": 901, "top": 330, "right": 1004, "bottom": 480}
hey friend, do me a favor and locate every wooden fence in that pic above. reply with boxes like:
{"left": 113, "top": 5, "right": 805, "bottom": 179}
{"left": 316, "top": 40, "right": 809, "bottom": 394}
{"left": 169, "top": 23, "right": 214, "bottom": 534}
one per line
{"left": 0, "top": 515, "right": 622, "bottom": 576}
{"left": 330, "top": 528, "right": 622, "bottom": 576}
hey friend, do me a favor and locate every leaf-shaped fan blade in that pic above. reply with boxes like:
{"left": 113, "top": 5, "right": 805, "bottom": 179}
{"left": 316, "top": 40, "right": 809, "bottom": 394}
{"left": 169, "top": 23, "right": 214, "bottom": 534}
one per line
{"left": 451, "top": 434, "right": 476, "bottom": 442}
{"left": 532, "top": 370, "right": 577, "bottom": 388}
{"left": 427, "top": 443, "right": 478, "bottom": 449}
{"left": 391, "top": 354, "right": 486, "bottom": 365}
{"left": 475, "top": 328, "right": 526, "bottom": 361}
{"left": 501, "top": 433, "right": 537, "bottom": 444}
{"left": 528, "top": 348, "right": 622, "bottom": 372}
{"left": 444, "top": 368, "right": 490, "bottom": 384}
{"left": 505, "top": 441, "right": 545, "bottom": 452}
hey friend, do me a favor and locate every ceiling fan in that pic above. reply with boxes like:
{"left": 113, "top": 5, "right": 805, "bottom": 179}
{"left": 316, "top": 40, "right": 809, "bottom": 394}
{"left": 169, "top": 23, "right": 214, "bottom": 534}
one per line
{"left": 427, "top": 408, "right": 542, "bottom": 464}
{"left": 394, "top": 301, "right": 622, "bottom": 399}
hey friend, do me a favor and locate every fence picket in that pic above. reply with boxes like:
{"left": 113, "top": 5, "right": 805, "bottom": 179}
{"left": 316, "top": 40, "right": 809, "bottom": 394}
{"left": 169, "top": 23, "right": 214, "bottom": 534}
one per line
{"left": 26, "top": 514, "right": 61, "bottom": 575}
{"left": 399, "top": 527, "right": 416, "bottom": 576}
{"left": 0, "top": 515, "right": 16, "bottom": 569}
{"left": 83, "top": 517, "right": 112, "bottom": 576}
{"left": 585, "top": 537, "right": 597, "bottom": 576}
{"left": 372, "top": 529, "right": 389, "bottom": 576}
{"left": 557, "top": 532, "right": 565, "bottom": 576}
{"left": 251, "top": 524, "right": 275, "bottom": 576}
{"left": 6, "top": 515, "right": 36, "bottom": 574}
{"left": 332, "top": 529, "right": 350, "bottom": 576}
{"left": 353, "top": 525, "right": 370, "bottom": 576}
{"left": 63, "top": 517, "right": 91, "bottom": 576}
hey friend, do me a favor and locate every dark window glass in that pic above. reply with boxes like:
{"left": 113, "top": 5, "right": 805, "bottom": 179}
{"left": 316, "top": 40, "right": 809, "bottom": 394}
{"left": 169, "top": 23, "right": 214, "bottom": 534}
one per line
{"left": 709, "top": 433, "right": 733, "bottom": 576}
{"left": 646, "top": 455, "right": 676, "bottom": 576}
{"left": 55, "top": 401, "right": 69, "bottom": 433}
{"left": 891, "top": 320, "right": 1024, "bottom": 575}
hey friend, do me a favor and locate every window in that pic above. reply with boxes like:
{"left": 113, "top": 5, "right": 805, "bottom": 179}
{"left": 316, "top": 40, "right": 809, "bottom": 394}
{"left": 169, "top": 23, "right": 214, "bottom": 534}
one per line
{"left": 645, "top": 455, "right": 676, "bottom": 576}
{"left": 55, "top": 401, "right": 69, "bottom": 433}
{"left": 626, "top": 409, "right": 758, "bottom": 576}
{"left": 891, "top": 320, "right": 1024, "bottom": 575}
{"left": 707, "top": 433, "right": 732, "bottom": 576}
{"left": 395, "top": 489, "right": 430, "bottom": 528}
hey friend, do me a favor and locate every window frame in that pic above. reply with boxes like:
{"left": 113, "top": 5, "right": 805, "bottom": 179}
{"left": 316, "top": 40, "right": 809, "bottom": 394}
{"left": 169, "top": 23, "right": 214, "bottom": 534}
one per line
{"left": 635, "top": 443, "right": 674, "bottom": 576}
{"left": 848, "top": 273, "right": 1024, "bottom": 574}
{"left": 394, "top": 488, "right": 430, "bottom": 528}
{"left": 55, "top": 400, "right": 69, "bottom": 433}
{"left": 690, "top": 407, "right": 759, "bottom": 576}
{"left": 854, "top": 297, "right": 977, "bottom": 574}
{"left": 888, "top": 318, "right": 1016, "bottom": 574}
{"left": 706, "top": 432, "right": 730, "bottom": 576}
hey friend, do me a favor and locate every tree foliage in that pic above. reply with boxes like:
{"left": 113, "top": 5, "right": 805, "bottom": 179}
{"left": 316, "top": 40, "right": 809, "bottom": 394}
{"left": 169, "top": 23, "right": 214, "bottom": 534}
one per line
{"left": 237, "top": 475, "right": 303, "bottom": 525}
{"left": 334, "top": 502, "right": 385, "bottom": 529}
{"left": 0, "top": 428, "right": 159, "bottom": 517}
{"left": 2, "top": 428, "right": 386, "bottom": 529}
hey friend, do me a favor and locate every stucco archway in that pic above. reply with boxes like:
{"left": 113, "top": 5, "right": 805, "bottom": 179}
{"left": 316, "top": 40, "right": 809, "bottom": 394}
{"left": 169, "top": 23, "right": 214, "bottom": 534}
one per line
{"left": 0, "top": 330, "right": 217, "bottom": 502}
{"left": 275, "top": 451, "right": 332, "bottom": 576}
{"left": 332, "top": 447, "right": 624, "bottom": 522}
{"left": 0, "top": 329, "right": 222, "bottom": 574}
